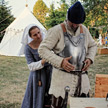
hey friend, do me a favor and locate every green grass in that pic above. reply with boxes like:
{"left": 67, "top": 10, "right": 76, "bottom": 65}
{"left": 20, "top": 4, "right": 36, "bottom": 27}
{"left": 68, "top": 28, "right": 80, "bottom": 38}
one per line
{"left": 0, "top": 55, "right": 29, "bottom": 108}
{"left": 0, "top": 54, "right": 108, "bottom": 108}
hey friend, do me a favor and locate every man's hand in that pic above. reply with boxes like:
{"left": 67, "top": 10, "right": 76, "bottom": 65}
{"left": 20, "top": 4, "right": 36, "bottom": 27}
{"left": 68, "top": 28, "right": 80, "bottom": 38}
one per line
{"left": 61, "top": 56, "right": 75, "bottom": 72}
{"left": 82, "top": 58, "right": 92, "bottom": 71}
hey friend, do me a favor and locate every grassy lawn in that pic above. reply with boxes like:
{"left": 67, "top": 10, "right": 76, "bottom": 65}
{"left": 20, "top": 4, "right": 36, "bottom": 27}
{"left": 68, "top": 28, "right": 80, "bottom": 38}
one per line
{"left": 0, "top": 54, "right": 108, "bottom": 108}
{"left": 0, "top": 55, "right": 29, "bottom": 108}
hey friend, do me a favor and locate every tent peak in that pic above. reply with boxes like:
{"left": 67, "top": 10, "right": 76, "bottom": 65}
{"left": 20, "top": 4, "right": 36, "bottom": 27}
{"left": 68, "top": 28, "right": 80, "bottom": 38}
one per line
{"left": 25, "top": 4, "right": 28, "bottom": 7}
{"left": 25, "top": 0, "right": 28, "bottom": 7}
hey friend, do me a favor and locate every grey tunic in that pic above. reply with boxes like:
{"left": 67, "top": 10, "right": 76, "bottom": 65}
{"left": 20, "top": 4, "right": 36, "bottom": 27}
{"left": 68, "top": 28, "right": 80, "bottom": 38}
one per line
{"left": 38, "top": 21, "right": 97, "bottom": 98}
{"left": 21, "top": 45, "right": 52, "bottom": 108}
{"left": 49, "top": 25, "right": 90, "bottom": 98}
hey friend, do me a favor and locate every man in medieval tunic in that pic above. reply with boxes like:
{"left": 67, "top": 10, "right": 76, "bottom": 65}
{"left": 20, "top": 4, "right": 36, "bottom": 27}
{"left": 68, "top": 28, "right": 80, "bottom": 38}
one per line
{"left": 38, "top": 1, "right": 97, "bottom": 103}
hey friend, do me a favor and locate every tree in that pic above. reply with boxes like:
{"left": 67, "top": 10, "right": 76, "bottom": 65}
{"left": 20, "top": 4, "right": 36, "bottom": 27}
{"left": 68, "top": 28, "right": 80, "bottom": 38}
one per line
{"left": 81, "top": 0, "right": 108, "bottom": 37}
{"left": 83, "top": 0, "right": 108, "bottom": 28}
{"left": 45, "top": 0, "right": 69, "bottom": 29}
{"left": 45, "top": 6, "right": 67, "bottom": 29}
{"left": 45, "top": 4, "right": 67, "bottom": 29}
{"left": 58, "top": 0, "right": 68, "bottom": 13}
{"left": 0, "top": 3, "right": 14, "bottom": 42}
{"left": 33, "top": 0, "right": 49, "bottom": 27}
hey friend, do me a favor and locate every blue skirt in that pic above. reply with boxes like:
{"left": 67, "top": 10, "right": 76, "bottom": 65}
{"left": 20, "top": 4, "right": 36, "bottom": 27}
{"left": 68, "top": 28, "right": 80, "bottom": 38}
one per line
{"left": 21, "top": 67, "right": 51, "bottom": 108}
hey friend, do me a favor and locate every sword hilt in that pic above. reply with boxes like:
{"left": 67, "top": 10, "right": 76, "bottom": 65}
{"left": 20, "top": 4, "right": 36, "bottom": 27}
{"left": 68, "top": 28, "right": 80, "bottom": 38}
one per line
{"left": 64, "top": 86, "right": 70, "bottom": 93}
{"left": 62, "top": 86, "right": 70, "bottom": 108}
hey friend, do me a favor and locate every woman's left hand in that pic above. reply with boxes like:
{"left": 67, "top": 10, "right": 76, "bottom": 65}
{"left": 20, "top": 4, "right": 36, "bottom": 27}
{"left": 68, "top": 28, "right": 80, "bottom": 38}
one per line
{"left": 82, "top": 58, "right": 92, "bottom": 71}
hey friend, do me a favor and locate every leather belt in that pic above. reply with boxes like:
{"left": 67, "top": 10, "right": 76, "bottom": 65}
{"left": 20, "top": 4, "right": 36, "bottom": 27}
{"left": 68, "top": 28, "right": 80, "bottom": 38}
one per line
{"left": 59, "top": 69, "right": 88, "bottom": 75}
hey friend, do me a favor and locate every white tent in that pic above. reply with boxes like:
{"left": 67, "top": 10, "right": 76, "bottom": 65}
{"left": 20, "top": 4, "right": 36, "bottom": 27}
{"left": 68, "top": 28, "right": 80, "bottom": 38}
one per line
{"left": 0, "top": 6, "right": 46, "bottom": 56}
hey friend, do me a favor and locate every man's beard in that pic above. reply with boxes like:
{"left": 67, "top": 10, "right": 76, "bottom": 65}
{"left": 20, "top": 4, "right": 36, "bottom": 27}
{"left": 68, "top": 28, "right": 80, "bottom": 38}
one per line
{"left": 71, "top": 25, "right": 78, "bottom": 33}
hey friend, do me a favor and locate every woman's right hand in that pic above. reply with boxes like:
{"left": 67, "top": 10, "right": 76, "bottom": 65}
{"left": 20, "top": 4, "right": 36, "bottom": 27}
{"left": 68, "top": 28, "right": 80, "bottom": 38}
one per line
{"left": 41, "top": 59, "right": 46, "bottom": 65}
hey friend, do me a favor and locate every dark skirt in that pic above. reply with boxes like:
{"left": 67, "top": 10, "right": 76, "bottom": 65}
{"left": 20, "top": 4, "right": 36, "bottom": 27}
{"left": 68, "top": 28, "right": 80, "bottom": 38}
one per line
{"left": 21, "top": 65, "right": 52, "bottom": 108}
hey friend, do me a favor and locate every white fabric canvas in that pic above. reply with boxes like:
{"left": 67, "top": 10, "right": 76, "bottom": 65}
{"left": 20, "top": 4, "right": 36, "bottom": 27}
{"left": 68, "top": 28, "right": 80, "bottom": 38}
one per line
{"left": 0, "top": 6, "right": 46, "bottom": 56}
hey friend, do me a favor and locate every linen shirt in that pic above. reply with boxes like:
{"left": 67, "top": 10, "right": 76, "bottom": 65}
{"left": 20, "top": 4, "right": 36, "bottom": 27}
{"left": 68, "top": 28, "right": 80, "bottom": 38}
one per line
{"left": 39, "top": 21, "right": 97, "bottom": 68}
{"left": 38, "top": 20, "right": 97, "bottom": 98}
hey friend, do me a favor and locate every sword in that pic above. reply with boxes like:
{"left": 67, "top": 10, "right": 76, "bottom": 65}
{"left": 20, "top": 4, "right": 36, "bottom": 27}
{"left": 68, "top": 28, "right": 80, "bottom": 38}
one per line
{"left": 62, "top": 86, "right": 70, "bottom": 108}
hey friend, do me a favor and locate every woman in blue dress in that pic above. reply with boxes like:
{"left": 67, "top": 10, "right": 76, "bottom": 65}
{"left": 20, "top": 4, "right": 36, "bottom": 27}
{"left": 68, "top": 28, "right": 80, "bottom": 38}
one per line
{"left": 21, "top": 24, "right": 52, "bottom": 108}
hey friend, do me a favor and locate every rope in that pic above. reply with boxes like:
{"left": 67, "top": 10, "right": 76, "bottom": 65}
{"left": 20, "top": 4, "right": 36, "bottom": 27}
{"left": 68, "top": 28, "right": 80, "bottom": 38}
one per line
{"left": 0, "top": 28, "right": 6, "bottom": 34}
{"left": 0, "top": 4, "right": 24, "bottom": 25}
{"left": 0, "top": 15, "right": 13, "bottom": 24}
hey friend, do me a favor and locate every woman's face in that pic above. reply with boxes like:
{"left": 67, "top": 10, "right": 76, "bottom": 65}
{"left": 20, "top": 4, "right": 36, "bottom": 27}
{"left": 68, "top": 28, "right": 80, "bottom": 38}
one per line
{"left": 30, "top": 28, "right": 42, "bottom": 42}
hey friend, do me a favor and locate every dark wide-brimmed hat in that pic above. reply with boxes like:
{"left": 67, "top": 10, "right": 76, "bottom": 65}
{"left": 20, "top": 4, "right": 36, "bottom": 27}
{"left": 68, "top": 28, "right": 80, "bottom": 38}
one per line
{"left": 67, "top": 1, "right": 86, "bottom": 24}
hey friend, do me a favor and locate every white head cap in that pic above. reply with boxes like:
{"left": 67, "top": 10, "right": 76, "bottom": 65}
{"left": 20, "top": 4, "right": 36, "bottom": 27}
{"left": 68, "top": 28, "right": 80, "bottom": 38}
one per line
{"left": 18, "top": 24, "right": 45, "bottom": 56}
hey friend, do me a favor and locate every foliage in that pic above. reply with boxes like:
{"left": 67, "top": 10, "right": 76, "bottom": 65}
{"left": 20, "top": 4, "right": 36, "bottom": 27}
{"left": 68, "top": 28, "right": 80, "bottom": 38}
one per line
{"left": 0, "top": 3, "right": 14, "bottom": 42}
{"left": 33, "top": 0, "right": 49, "bottom": 28}
{"left": 58, "top": 2, "right": 68, "bottom": 13}
{"left": 89, "top": 27, "right": 99, "bottom": 38}
{"left": 45, "top": 4, "right": 67, "bottom": 29}
{"left": 45, "top": 0, "right": 69, "bottom": 29}
{"left": 83, "top": 0, "right": 108, "bottom": 34}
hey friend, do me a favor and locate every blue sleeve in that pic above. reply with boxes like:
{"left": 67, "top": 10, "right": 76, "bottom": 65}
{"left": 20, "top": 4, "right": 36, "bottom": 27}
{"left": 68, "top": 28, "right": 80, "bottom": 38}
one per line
{"left": 24, "top": 45, "right": 35, "bottom": 64}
